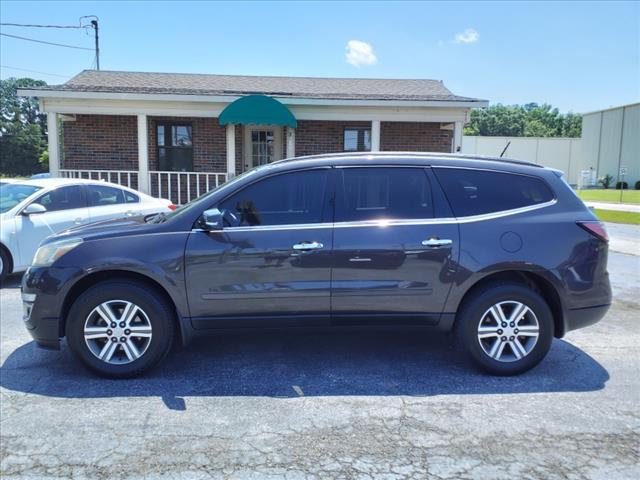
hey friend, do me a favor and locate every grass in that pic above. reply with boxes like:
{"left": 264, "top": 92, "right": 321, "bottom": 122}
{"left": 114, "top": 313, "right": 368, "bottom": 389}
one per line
{"left": 594, "top": 209, "right": 640, "bottom": 225}
{"left": 577, "top": 189, "right": 640, "bottom": 204}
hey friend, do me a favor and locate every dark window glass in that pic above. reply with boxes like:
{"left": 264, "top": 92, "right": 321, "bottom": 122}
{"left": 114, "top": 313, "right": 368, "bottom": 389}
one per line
{"left": 344, "top": 128, "right": 371, "bottom": 152}
{"left": 218, "top": 170, "right": 329, "bottom": 226}
{"left": 157, "top": 123, "right": 193, "bottom": 171}
{"left": 88, "top": 185, "right": 126, "bottom": 207}
{"left": 125, "top": 190, "right": 139, "bottom": 203}
{"left": 36, "top": 186, "right": 85, "bottom": 212}
{"left": 434, "top": 168, "right": 555, "bottom": 217}
{"left": 337, "top": 168, "right": 433, "bottom": 222}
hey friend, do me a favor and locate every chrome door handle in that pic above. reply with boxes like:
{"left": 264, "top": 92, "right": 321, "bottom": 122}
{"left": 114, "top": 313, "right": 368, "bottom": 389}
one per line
{"left": 74, "top": 218, "right": 84, "bottom": 225}
{"left": 292, "top": 241, "right": 324, "bottom": 250}
{"left": 422, "top": 238, "right": 453, "bottom": 247}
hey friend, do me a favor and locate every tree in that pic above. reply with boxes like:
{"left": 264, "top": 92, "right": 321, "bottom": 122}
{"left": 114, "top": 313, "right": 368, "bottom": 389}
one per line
{"left": 0, "top": 77, "right": 48, "bottom": 176}
{"left": 464, "top": 103, "right": 582, "bottom": 138}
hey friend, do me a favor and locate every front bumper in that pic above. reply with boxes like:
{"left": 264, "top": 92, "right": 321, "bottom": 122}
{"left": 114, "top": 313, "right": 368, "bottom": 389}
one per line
{"left": 22, "top": 266, "right": 84, "bottom": 350}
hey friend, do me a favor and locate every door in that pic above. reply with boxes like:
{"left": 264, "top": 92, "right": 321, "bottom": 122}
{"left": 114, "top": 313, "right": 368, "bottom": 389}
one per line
{"left": 86, "top": 184, "right": 140, "bottom": 222}
{"left": 243, "top": 126, "right": 283, "bottom": 171}
{"left": 16, "top": 185, "right": 89, "bottom": 267}
{"left": 185, "top": 168, "right": 333, "bottom": 328}
{"left": 331, "top": 167, "right": 459, "bottom": 325}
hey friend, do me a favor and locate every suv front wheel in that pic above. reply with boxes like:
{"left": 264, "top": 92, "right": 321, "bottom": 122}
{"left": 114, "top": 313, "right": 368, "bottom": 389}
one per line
{"left": 456, "top": 283, "right": 554, "bottom": 375}
{"left": 66, "top": 281, "right": 175, "bottom": 378}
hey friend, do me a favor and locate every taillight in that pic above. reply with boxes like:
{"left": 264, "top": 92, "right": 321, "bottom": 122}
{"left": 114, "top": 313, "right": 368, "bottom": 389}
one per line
{"left": 168, "top": 204, "right": 177, "bottom": 211}
{"left": 577, "top": 221, "right": 609, "bottom": 242}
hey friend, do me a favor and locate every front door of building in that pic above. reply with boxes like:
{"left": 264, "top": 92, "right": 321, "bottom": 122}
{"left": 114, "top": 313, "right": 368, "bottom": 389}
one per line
{"left": 244, "top": 126, "right": 282, "bottom": 171}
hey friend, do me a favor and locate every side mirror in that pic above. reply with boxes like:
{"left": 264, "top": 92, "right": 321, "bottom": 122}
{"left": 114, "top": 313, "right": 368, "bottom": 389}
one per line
{"left": 201, "top": 208, "right": 224, "bottom": 231}
{"left": 23, "top": 203, "right": 47, "bottom": 215}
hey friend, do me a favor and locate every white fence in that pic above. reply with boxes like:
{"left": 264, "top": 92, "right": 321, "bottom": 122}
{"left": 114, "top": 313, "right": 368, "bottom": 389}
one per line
{"left": 59, "top": 169, "right": 228, "bottom": 204}
{"left": 59, "top": 169, "right": 139, "bottom": 189}
{"left": 462, "top": 136, "right": 584, "bottom": 185}
{"left": 149, "top": 171, "right": 228, "bottom": 205}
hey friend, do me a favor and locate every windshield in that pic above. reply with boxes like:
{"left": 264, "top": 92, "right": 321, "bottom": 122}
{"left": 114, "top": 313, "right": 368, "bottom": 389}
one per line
{"left": 0, "top": 183, "right": 42, "bottom": 213}
{"left": 158, "top": 165, "right": 268, "bottom": 222}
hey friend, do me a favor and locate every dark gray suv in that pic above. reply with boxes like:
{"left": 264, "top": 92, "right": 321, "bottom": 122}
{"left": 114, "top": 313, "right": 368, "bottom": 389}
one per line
{"left": 21, "top": 153, "right": 611, "bottom": 378}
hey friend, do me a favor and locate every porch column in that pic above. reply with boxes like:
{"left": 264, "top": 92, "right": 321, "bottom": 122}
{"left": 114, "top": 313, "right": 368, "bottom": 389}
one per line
{"left": 453, "top": 121, "right": 463, "bottom": 153}
{"left": 371, "top": 120, "right": 381, "bottom": 152}
{"left": 226, "top": 124, "right": 236, "bottom": 178}
{"left": 286, "top": 127, "right": 295, "bottom": 158}
{"left": 47, "top": 113, "right": 60, "bottom": 177}
{"left": 137, "top": 114, "right": 150, "bottom": 194}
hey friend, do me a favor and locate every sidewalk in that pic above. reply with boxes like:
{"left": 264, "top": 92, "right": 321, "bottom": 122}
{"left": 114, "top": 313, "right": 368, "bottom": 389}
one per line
{"left": 585, "top": 201, "right": 640, "bottom": 213}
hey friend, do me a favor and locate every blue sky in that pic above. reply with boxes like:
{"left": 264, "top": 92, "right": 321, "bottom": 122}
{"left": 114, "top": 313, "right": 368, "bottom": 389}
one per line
{"left": 1, "top": 1, "right": 638, "bottom": 112}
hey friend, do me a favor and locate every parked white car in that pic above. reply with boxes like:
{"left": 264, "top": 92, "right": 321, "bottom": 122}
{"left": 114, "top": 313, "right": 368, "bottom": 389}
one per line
{"left": 0, "top": 178, "right": 175, "bottom": 280}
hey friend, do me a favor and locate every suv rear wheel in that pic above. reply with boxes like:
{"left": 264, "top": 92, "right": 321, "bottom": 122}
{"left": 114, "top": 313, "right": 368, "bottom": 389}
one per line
{"left": 66, "top": 281, "right": 174, "bottom": 378}
{"left": 456, "top": 283, "right": 553, "bottom": 375}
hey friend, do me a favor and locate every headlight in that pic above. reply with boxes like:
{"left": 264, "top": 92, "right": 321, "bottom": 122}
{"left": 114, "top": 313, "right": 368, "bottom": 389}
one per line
{"left": 32, "top": 238, "right": 83, "bottom": 267}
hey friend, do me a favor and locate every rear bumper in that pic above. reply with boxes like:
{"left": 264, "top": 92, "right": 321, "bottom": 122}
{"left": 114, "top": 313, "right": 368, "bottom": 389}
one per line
{"left": 564, "top": 304, "right": 610, "bottom": 334}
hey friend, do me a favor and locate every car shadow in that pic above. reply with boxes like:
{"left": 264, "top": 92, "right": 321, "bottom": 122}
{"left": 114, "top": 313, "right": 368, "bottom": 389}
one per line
{"left": 0, "top": 330, "right": 608, "bottom": 410}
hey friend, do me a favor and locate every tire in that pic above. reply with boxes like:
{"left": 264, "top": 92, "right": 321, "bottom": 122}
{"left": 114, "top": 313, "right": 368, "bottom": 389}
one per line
{"left": 455, "top": 283, "right": 554, "bottom": 376}
{"left": 0, "top": 247, "right": 11, "bottom": 282}
{"left": 66, "top": 281, "right": 175, "bottom": 378}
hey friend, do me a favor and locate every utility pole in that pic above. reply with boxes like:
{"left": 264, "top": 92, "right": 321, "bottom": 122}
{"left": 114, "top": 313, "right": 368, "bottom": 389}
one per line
{"left": 91, "top": 19, "right": 99, "bottom": 70}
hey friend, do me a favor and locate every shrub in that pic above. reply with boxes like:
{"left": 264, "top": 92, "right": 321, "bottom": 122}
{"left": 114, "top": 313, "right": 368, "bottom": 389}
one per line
{"left": 598, "top": 174, "right": 614, "bottom": 189}
{"left": 635, "top": 180, "right": 640, "bottom": 190}
{"left": 615, "top": 181, "right": 628, "bottom": 190}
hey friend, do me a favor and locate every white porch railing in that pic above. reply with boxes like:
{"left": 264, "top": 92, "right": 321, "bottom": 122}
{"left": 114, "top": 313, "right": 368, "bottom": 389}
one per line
{"left": 148, "top": 171, "right": 229, "bottom": 205}
{"left": 57, "top": 169, "right": 229, "bottom": 205}
{"left": 59, "top": 169, "right": 139, "bottom": 189}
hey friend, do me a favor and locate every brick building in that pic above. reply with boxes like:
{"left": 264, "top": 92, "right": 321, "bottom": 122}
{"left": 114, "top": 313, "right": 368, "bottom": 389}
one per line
{"left": 20, "top": 70, "right": 487, "bottom": 203}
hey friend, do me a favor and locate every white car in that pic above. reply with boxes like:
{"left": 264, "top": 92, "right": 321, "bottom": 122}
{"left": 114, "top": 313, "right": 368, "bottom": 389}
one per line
{"left": 0, "top": 178, "right": 175, "bottom": 280}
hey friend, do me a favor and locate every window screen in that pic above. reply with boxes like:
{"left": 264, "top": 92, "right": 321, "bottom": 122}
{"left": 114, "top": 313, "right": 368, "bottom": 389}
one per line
{"left": 337, "top": 168, "right": 433, "bottom": 222}
{"left": 218, "top": 169, "right": 329, "bottom": 226}
{"left": 434, "top": 168, "right": 554, "bottom": 217}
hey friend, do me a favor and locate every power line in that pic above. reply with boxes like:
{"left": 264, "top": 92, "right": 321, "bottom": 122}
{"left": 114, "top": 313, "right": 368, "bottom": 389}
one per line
{"left": 0, "top": 22, "right": 84, "bottom": 29}
{"left": 0, "top": 65, "right": 70, "bottom": 78}
{"left": 0, "top": 32, "right": 93, "bottom": 51}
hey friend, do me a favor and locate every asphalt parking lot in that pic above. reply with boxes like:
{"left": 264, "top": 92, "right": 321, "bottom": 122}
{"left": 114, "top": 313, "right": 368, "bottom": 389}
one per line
{"left": 1, "top": 224, "right": 639, "bottom": 479}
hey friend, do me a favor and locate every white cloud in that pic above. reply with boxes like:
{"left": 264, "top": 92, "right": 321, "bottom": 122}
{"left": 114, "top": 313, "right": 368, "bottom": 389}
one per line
{"left": 345, "top": 40, "right": 377, "bottom": 67}
{"left": 454, "top": 28, "right": 479, "bottom": 44}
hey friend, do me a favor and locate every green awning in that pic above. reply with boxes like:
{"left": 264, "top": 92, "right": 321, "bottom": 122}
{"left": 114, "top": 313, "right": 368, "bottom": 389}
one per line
{"left": 219, "top": 94, "right": 297, "bottom": 128}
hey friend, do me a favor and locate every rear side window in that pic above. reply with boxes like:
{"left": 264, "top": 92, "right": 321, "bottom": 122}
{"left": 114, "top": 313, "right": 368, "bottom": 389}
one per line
{"left": 434, "top": 168, "right": 554, "bottom": 217}
{"left": 218, "top": 169, "right": 329, "bottom": 226}
{"left": 337, "top": 167, "right": 433, "bottom": 222}
{"left": 124, "top": 191, "right": 139, "bottom": 203}
{"left": 88, "top": 185, "right": 126, "bottom": 207}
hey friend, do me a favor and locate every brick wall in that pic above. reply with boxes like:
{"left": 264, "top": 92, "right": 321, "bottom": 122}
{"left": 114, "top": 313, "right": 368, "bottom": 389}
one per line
{"left": 62, "top": 115, "right": 138, "bottom": 170}
{"left": 295, "top": 120, "right": 371, "bottom": 156}
{"left": 381, "top": 122, "right": 452, "bottom": 152}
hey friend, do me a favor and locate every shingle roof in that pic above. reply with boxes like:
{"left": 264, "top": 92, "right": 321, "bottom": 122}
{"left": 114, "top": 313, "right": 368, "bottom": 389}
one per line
{"left": 31, "top": 70, "right": 485, "bottom": 103}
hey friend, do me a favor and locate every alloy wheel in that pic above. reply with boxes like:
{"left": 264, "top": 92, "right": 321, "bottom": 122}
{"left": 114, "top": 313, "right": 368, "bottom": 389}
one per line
{"left": 477, "top": 300, "right": 540, "bottom": 363}
{"left": 83, "top": 300, "right": 153, "bottom": 364}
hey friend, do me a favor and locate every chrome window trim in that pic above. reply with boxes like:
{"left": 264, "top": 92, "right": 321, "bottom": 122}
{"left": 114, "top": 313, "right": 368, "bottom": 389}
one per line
{"left": 192, "top": 199, "right": 557, "bottom": 233}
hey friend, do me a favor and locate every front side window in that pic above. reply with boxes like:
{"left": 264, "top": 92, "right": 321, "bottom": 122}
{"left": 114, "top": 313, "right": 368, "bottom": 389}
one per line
{"left": 36, "top": 186, "right": 86, "bottom": 212}
{"left": 88, "top": 185, "right": 126, "bottom": 207}
{"left": 218, "top": 169, "right": 329, "bottom": 226}
{"left": 434, "top": 168, "right": 555, "bottom": 217}
{"left": 157, "top": 123, "right": 193, "bottom": 172}
{"left": 344, "top": 128, "right": 371, "bottom": 152}
{"left": 337, "top": 168, "right": 433, "bottom": 222}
